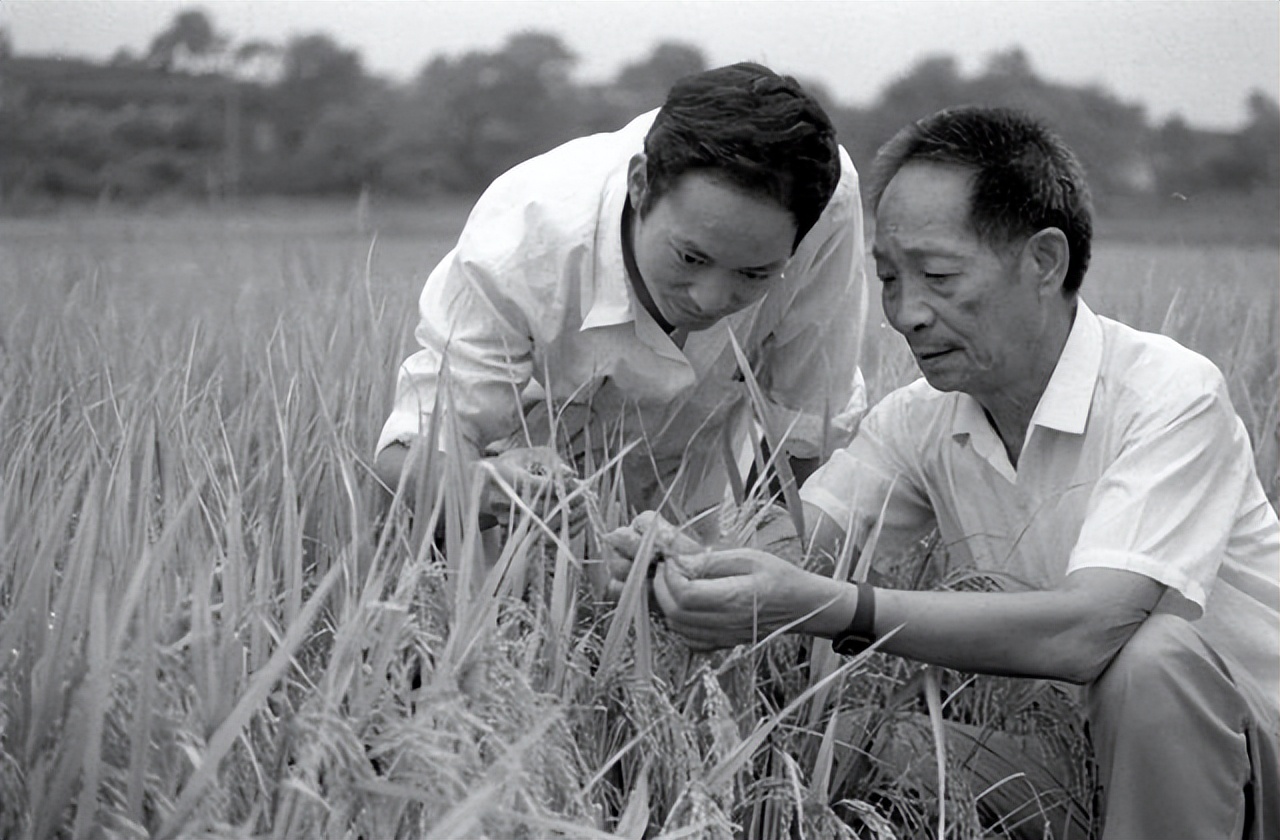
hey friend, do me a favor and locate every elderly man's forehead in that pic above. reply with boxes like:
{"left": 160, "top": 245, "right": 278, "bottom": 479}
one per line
{"left": 876, "top": 163, "right": 975, "bottom": 224}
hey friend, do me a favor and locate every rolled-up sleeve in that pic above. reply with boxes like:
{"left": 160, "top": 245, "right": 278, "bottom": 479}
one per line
{"left": 1068, "top": 367, "right": 1252, "bottom": 612}
{"left": 375, "top": 246, "right": 534, "bottom": 461}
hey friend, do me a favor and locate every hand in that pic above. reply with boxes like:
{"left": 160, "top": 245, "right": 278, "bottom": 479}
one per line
{"left": 651, "top": 547, "right": 848, "bottom": 651}
{"left": 600, "top": 511, "right": 705, "bottom": 601}
{"left": 483, "top": 446, "right": 588, "bottom": 534}
{"left": 603, "top": 510, "right": 704, "bottom": 557}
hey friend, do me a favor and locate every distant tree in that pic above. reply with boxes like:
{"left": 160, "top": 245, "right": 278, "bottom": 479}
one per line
{"left": 1235, "top": 90, "right": 1280, "bottom": 187}
{"left": 982, "top": 50, "right": 1153, "bottom": 194}
{"left": 504, "top": 31, "right": 576, "bottom": 88}
{"left": 836, "top": 49, "right": 1153, "bottom": 196}
{"left": 108, "top": 47, "right": 139, "bottom": 67}
{"left": 231, "top": 39, "right": 283, "bottom": 84}
{"left": 832, "top": 54, "right": 965, "bottom": 169}
{"left": 269, "top": 34, "right": 368, "bottom": 154}
{"left": 985, "top": 47, "right": 1036, "bottom": 81}
{"left": 279, "top": 34, "right": 364, "bottom": 93}
{"left": 147, "top": 8, "right": 227, "bottom": 73}
{"left": 0, "top": 26, "right": 12, "bottom": 62}
{"left": 287, "top": 100, "right": 388, "bottom": 192}
{"left": 614, "top": 42, "right": 706, "bottom": 109}
{"left": 383, "top": 31, "right": 582, "bottom": 192}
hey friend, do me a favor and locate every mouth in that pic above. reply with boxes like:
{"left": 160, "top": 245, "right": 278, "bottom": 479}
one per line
{"left": 915, "top": 347, "right": 957, "bottom": 362}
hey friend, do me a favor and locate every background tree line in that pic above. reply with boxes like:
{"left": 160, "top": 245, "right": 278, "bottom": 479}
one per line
{"left": 1, "top": 7, "right": 1276, "bottom": 211}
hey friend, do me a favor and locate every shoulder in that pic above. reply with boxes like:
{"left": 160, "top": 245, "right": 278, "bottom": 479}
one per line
{"left": 1098, "top": 315, "right": 1227, "bottom": 412}
{"left": 871, "top": 378, "right": 954, "bottom": 421}
{"left": 1092, "top": 314, "right": 1242, "bottom": 448}
{"left": 804, "top": 144, "right": 863, "bottom": 236}
{"left": 859, "top": 378, "right": 957, "bottom": 451}
{"left": 828, "top": 145, "right": 862, "bottom": 217}
{"left": 480, "top": 110, "right": 652, "bottom": 205}
{"left": 457, "top": 112, "right": 651, "bottom": 267}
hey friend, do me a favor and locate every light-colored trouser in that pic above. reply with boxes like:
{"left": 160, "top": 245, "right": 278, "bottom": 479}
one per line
{"left": 1086, "top": 612, "right": 1277, "bottom": 840}
{"left": 869, "top": 614, "right": 1277, "bottom": 839}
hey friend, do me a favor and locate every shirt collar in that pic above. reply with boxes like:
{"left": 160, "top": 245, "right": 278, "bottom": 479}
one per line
{"left": 580, "top": 160, "right": 635, "bottom": 330}
{"left": 576, "top": 145, "right": 690, "bottom": 366}
{"left": 1027, "top": 299, "right": 1102, "bottom": 435}
{"left": 581, "top": 114, "right": 664, "bottom": 332}
{"left": 953, "top": 298, "right": 1102, "bottom": 441}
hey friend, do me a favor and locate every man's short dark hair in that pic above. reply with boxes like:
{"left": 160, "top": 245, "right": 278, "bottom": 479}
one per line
{"left": 642, "top": 62, "right": 841, "bottom": 251}
{"left": 869, "top": 106, "right": 1094, "bottom": 293}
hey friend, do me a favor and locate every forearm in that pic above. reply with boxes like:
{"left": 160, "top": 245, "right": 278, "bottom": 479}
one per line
{"left": 800, "top": 576, "right": 1155, "bottom": 684}
{"left": 374, "top": 442, "right": 416, "bottom": 502}
{"left": 374, "top": 440, "right": 485, "bottom": 513}
{"left": 872, "top": 588, "right": 1111, "bottom": 682}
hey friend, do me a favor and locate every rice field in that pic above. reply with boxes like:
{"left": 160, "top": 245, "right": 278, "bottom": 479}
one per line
{"left": 0, "top": 198, "right": 1275, "bottom": 838}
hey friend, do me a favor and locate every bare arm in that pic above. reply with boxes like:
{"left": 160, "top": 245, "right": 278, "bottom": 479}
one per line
{"left": 374, "top": 439, "right": 581, "bottom": 532}
{"left": 654, "top": 550, "right": 1165, "bottom": 684}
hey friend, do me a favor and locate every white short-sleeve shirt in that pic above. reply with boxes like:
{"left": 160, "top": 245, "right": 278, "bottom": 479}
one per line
{"left": 379, "top": 110, "right": 868, "bottom": 515}
{"left": 802, "top": 301, "right": 1279, "bottom": 707}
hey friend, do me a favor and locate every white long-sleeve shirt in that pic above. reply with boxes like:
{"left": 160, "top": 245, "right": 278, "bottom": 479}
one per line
{"left": 379, "top": 110, "right": 868, "bottom": 516}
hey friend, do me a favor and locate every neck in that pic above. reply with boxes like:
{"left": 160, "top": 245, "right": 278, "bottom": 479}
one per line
{"left": 621, "top": 198, "right": 676, "bottom": 334}
{"left": 978, "top": 394, "right": 1041, "bottom": 469}
{"left": 977, "top": 300, "right": 1077, "bottom": 468}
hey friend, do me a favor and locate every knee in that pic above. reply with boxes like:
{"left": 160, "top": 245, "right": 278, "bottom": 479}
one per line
{"left": 1088, "top": 614, "right": 1232, "bottom": 723}
{"left": 1106, "top": 614, "right": 1206, "bottom": 681}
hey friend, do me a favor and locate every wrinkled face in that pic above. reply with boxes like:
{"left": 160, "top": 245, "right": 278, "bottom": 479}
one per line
{"left": 629, "top": 163, "right": 796, "bottom": 331}
{"left": 873, "top": 162, "right": 1052, "bottom": 402}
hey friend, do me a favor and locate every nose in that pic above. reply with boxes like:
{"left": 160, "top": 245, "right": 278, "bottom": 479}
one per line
{"left": 884, "top": 276, "right": 935, "bottom": 334}
{"left": 688, "top": 271, "right": 744, "bottom": 317}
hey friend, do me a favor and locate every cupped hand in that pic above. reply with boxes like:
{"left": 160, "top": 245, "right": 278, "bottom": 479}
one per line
{"left": 651, "top": 547, "right": 845, "bottom": 651}
{"left": 600, "top": 511, "right": 706, "bottom": 600}
{"left": 484, "top": 445, "right": 589, "bottom": 534}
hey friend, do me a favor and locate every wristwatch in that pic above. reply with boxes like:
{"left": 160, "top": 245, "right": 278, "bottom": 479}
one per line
{"left": 831, "top": 583, "right": 877, "bottom": 656}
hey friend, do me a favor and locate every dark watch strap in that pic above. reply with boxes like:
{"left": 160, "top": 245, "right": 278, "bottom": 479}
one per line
{"left": 831, "top": 583, "right": 877, "bottom": 656}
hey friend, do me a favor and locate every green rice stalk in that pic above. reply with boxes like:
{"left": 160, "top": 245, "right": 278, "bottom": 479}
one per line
{"left": 727, "top": 331, "right": 806, "bottom": 540}
{"left": 157, "top": 557, "right": 343, "bottom": 839}
{"left": 612, "top": 755, "right": 652, "bottom": 838}
{"left": 924, "top": 666, "right": 948, "bottom": 839}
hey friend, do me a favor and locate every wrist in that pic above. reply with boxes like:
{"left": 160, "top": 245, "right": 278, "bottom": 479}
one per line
{"left": 830, "top": 582, "right": 877, "bottom": 656}
{"left": 800, "top": 578, "right": 862, "bottom": 639}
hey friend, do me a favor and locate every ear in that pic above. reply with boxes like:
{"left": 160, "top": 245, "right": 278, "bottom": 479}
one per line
{"left": 626, "top": 153, "right": 648, "bottom": 211}
{"left": 1024, "top": 227, "right": 1070, "bottom": 296}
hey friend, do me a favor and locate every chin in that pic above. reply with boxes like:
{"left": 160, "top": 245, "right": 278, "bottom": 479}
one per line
{"left": 919, "top": 370, "right": 966, "bottom": 393}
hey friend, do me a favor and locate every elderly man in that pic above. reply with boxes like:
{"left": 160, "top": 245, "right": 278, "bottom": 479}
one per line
{"left": 615, "top": 106, "right": 1279, "bottom": 839}
{"left": 374, "top": 62, "right": 866, "bottom": 527}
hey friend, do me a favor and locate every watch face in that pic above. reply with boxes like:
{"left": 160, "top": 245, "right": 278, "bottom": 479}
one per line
{"left": 832, "top": 633, "right": 874, "bottom": 657}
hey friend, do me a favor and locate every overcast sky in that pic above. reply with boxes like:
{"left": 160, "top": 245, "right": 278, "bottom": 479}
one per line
{"left": 4, "top": 1, "right": 1277, "bottom": 130}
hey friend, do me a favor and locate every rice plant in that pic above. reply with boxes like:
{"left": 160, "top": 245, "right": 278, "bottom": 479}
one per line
{"left": 0, "top": 205, "right": 1274, "bottom": 838}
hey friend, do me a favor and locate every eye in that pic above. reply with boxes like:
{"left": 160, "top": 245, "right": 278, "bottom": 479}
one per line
{"left": 876, "top": 273, "right": 897, "bottom": 284}
{"left": 739, "top": 269, "right": 772, "bottom": 282}
{"left": 924, "top": 273, "right": 955, "bottom": 281}
{"left": 677, "top": 250, "right": 703, "bottom": 266}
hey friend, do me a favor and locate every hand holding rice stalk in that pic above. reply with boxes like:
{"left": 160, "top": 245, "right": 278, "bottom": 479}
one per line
{"left": 600, "top": 511, "right": 709, "bottom": 603}
{"left": 481, "top": 445, "right": 593, "bottom": 535}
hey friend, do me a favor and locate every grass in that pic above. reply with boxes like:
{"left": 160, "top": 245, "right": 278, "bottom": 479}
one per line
{"left": 0, "top": 197, "right": 1275, "bottom": 838}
